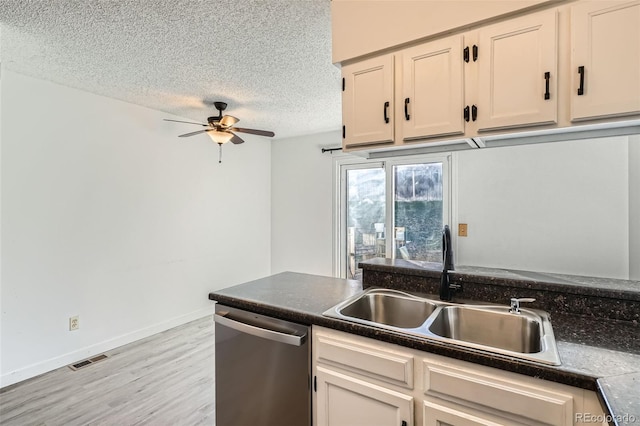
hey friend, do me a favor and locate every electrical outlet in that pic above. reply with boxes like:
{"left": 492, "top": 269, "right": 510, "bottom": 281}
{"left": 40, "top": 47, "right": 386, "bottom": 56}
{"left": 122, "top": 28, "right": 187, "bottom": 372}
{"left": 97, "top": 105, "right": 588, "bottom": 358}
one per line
{"left": 69, "top": 316, "right": 79, "bottom": 331}
{"left": 458, "top": 223, "right": 468, "bottom": 237}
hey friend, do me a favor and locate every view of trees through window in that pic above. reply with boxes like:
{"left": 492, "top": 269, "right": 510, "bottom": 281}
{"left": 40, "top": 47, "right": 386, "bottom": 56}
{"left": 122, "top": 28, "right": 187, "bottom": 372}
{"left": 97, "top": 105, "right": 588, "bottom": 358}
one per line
{"left": 394, "top": 163, "right": 443, "bottom": 263}
{"left": 345, "top": 161, "right": 444, "bottom": 280}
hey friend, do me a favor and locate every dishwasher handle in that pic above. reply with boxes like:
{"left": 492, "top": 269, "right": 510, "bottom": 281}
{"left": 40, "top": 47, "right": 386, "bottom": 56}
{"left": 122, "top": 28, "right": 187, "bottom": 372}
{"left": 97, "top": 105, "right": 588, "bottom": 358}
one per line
{"left": 214, "top": 312, "right": 307, "bottom": 347}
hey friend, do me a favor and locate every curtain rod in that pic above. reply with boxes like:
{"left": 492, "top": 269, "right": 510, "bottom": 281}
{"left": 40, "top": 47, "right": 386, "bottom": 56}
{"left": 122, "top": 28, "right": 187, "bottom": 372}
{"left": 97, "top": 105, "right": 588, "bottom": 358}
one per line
{"left": 321, "top": 147, "right": 343, "bottom": 154}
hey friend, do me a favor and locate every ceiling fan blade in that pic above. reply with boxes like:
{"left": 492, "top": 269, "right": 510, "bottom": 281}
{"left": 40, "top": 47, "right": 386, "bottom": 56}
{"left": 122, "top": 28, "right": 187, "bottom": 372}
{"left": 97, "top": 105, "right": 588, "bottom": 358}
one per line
{"left": 164, "top": 119, "right": 208, "bottom": 126}
{"left": 229, "top": 133, "right": 245, "bottom": 144}
{"left": 230, "top": 127, "right": 275, "bottom": 137}
{"left": 220, "top": 115, "right": 239, "bottom": 127}
{"left": 178, "top": 129, "right": 211, "bottom": 137}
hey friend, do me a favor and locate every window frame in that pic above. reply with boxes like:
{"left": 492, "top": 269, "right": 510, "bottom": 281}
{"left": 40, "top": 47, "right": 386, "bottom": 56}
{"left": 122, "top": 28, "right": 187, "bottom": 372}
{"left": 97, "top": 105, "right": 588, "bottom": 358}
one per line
{"left": 333, "top": 153, "right": 451, "bottom": 279}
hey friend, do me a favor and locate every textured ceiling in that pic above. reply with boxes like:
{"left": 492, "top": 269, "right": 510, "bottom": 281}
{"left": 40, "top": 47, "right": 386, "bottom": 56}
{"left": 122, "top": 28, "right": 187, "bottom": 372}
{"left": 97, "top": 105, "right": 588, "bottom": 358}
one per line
{"left": 0, "top": 0, "right": 341, "bottom": 140}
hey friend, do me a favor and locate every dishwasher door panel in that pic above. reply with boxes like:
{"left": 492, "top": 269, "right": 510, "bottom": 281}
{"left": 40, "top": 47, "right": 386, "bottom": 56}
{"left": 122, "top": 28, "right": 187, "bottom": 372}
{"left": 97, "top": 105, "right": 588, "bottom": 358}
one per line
{"left": 215, "top": 305, "right": 311, "bottom": 426}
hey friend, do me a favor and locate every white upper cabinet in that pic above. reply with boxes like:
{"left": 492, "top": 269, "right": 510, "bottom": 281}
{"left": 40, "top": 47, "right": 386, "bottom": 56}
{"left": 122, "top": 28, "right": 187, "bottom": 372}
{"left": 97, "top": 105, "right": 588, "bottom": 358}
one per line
{"left": 342, "top": 54, "right": 394, "bottom": 147}
{"left": 337, "top": 1, "right": 640, "bottom": 152}
{"left": 401, "top": 35, "right": 465, "bottom": 140}
{"left": 476, "top": 9, "right": 558, "bottom": 131}
{"left": 570, "top": 0, "right": 640, "bottom": 121}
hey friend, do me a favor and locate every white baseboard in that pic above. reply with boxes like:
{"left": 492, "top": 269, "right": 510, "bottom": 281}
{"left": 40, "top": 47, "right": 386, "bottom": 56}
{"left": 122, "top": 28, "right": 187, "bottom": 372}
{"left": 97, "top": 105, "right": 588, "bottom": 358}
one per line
{"left": 0, "top": 306, "right": 215, "bottom": 389}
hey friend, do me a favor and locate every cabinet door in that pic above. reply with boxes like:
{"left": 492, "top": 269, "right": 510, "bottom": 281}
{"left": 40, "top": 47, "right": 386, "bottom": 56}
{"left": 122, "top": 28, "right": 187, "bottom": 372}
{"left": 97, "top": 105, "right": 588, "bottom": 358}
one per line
{"left": 402, "top": 35, "right": 465, "bottom": 140}
{"left": 342, "top": 54, "right": 394, "bottom": 147}
{"left": 476, "top": 9, "right": 558, "bottom": 131}
{"left": 316, "top": 366, "right": 413, "bottom": 426}
{"left": 571, "top": 0, "right": 640, "bottom": 121}
{"left": 423, "top": 401, "right": 507, "bottom": 426}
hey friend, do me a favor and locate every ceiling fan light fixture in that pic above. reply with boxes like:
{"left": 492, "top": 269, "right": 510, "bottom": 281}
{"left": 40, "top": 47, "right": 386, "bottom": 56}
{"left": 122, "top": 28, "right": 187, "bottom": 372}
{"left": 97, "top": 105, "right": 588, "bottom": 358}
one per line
{"left": 220, "top": 115, "right": 239, "bottom": 127}
{"left": 207, "top": 130, "right": 234, "bottom": 144}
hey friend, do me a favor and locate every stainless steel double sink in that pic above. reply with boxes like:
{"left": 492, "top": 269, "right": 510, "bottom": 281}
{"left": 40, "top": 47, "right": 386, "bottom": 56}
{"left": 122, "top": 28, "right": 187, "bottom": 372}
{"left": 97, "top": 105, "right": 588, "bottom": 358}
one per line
{"left": 323, "top": 288, "right": 561, "bottom": 365}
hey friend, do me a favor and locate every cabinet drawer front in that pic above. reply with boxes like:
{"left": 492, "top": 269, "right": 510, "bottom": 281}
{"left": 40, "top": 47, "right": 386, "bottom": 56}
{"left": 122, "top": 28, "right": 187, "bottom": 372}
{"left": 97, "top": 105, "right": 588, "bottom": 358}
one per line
{"left": 423, "top": 361, "right": 573, "bottom": 425}
{"left": 316, "top": 334, "right": 414, "bottom": 389}
{"left": 423, "top": 400, "right": 504, "bottom": 426}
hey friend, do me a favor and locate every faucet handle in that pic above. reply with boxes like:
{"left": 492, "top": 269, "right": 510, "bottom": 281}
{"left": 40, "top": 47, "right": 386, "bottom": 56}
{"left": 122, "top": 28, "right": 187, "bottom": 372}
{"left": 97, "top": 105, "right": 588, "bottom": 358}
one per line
{"left": 509, "top": 297, "right": 535, "bottom": 313}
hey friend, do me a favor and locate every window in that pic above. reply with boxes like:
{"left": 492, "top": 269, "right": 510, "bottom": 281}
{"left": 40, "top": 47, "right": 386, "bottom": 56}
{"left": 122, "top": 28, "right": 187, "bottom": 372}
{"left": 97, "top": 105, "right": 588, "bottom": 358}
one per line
{"left": 342, "top": 164, "right": 386, "bottom": 280}
{"left": 335, "top": 155, "right": 450, "bottom": 280}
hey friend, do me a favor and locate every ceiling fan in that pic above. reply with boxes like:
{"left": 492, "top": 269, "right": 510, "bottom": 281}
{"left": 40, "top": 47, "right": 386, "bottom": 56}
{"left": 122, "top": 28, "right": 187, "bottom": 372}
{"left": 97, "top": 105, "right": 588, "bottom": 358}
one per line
{"left": 164, "top": 101, "right": 275, "bottom": 163}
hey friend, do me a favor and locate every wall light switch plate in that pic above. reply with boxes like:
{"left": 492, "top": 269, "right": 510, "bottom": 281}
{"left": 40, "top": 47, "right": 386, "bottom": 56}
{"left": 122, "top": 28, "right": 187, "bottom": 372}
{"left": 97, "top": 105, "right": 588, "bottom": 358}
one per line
{"left": 458, "top": 223, "right": 468, "bottom": 237}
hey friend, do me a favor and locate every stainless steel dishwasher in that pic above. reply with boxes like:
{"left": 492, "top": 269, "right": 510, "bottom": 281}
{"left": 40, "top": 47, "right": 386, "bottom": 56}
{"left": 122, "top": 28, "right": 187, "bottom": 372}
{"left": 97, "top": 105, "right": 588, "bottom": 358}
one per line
{"left": 214, "top": 304, "right": 311, "bottom": 426}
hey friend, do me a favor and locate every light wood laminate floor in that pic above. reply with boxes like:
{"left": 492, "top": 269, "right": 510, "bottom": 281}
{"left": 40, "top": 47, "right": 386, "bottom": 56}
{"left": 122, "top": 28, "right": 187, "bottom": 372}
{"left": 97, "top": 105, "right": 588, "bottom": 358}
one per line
{"left": 0, "top": 316, "right": 215, "bottom": 425}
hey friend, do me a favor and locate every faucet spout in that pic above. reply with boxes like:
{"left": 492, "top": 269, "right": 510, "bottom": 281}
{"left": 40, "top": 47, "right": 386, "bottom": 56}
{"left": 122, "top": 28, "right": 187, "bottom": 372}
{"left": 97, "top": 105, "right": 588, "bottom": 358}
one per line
{"left": 439, "top": 225, "right": 459, "bottom": 301}
{"left": 443, "top": 225, "right": 454, "bottom": 272}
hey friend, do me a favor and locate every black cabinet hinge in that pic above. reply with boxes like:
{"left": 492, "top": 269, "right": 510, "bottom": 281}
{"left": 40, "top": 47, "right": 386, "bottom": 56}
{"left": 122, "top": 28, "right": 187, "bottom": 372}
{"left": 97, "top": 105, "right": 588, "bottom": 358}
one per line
{"left": 472, "top": 44, "right": 478, "bottom": 62}
{"left": 342, "top": 77, "right": 345, "bottom": 91}
{"left": 314, "top": 376, "right": 317, "bottom": 392}
{"left": 463, "top": 46, "right": 470, "bottom": 63}
{"left": 342, "top": 125, "right": 345, "bottom": 139}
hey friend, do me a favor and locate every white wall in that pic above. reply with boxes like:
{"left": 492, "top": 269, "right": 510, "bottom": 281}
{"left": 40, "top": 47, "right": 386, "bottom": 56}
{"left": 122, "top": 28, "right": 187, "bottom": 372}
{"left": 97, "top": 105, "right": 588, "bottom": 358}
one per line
{"left": 630, "top": 135, "right": 640, "bottom": 280}
{"left": 271, "top": 132, "right": 640, "bottom": 279}
{"left": 271, "top": 132, "right": 634, "bottom": 281}
{"left": 270, "top": 131, "right": 340, "bottom": 276}
{"left": 0, "top": 70, "right": 271, "bottom": 386}
{"left": 454, "top": 137, "right": 630, "bottom": 279}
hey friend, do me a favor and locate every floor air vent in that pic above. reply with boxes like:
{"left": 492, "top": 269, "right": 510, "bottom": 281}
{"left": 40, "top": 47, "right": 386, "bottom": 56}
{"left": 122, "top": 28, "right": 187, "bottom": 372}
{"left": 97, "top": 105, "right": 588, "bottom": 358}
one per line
{"left": 68, "top": 354, "right": 109, "bottom": 371}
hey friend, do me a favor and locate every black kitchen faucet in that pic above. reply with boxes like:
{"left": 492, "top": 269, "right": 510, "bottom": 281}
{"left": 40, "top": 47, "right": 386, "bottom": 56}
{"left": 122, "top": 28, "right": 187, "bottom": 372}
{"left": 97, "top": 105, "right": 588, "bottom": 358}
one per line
{"left": 439, "top": 225, "right": 461, "bottom": 301}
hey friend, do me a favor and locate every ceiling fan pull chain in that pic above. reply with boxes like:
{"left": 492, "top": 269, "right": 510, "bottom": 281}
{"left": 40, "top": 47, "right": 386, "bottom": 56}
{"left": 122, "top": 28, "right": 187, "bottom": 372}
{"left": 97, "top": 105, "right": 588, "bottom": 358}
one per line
{"left": 218, "top": 143, "right": 223, "bottom": 164}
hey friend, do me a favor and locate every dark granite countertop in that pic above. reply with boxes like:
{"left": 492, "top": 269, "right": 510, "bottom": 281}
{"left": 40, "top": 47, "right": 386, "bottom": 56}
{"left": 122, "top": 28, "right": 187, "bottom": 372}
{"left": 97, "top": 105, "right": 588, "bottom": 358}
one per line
{"left": 360, "top": 258, "right": 640, "bottom": 301}
{"left": 209, "top": 271, "right": 640, "bottom": 426}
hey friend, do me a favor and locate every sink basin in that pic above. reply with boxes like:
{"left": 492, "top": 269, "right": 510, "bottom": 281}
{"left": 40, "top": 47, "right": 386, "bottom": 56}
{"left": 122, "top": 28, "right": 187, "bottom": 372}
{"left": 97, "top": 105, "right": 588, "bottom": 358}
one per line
{"left": 338, "top": 289, "right": 438, "bottom": 328}
{"left": 428, "top": 306, "right": 542, "bottom": 353}
{"left": 323, "top": 288, "right": 561, "bottom": 365}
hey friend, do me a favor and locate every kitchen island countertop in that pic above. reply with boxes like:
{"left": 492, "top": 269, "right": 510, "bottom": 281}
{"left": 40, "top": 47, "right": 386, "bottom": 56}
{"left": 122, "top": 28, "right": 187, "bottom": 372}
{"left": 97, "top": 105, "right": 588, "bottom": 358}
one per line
{"left": 209, "top": 271, "right": 640, "bottom": 426}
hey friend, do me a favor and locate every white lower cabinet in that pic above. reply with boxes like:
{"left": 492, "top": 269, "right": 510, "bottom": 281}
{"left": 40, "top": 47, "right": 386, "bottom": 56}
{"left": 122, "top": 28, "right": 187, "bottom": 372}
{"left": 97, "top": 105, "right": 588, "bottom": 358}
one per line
{"left": 313, "top": 326, "right": 607, "bottom": 426}
{"left": 422, "top": 358, "right": 574, "bottom": 425}
{"left": 313, "top": 327, "right": 415, "bottom": 426}
{"left": 423, "top": 400, "right": 504, "bottom": 426}
{"left": 316, "top": 366, "right": 413, "bottom": 426}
